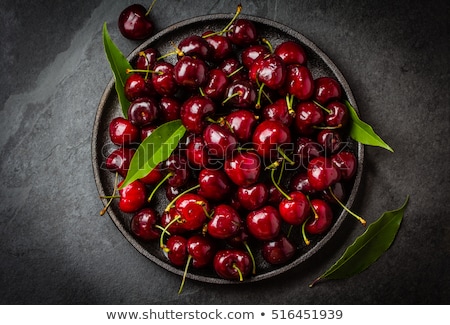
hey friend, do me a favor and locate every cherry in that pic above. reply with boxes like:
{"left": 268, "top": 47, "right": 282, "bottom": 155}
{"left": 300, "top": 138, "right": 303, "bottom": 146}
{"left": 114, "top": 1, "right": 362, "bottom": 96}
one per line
{"left": 185, "top": 135, "right": 211, "bottom": 169}
{"left": 130, "top": 207, "right": 160, "bottom": 241}
{"left": 227, "top": 19, "right": 258, "bottom": 47}
{"left": 274, "top": 41, "right": 307, "bottom": 66}
{"left": 105, "top": 147, "right": 136, "bottom": 177}
{"left": 226, "top": 224, "right": 250, "bottom": 248}
{"left": 241, "top": 44, "right": 270, "bottom": 69}
{"left": 164, "top": 154, "right": 190, "bottom": 188}
{"left": 262, "top": 234, "right": 296, "bottom": 265}
{"left": 305, "top": 199, "right": 334, "bottom": 235}
{"left": 173, "top": 56, "right": 208, "bottom": 90}
{"left": 294, "top": 101, "right": 325, "bottom": 135}
{"left": 213, "top": 249, "right": 252, "bottom": 281}
{"left": 289, "top": 171, "right": 317, "bottom": 196}
{"left": 203, "top": 123, "right": 238, "bottom": 159}
{"left": 316, "top": 129, "right": 344, "bottom": 155}
{"left": 224, "top": 151, "right": 261, "bottom": 187}
{"left": 307, "top": 156, "right": 341, "bottom": 191}
{"left": 203, "top": 68, "right": 229, "bottom": 101}
{"left": 322, "top": 182, "right": 346, "bottom": 205}
{"left": 325, "top": 101, "right": 349, "bottom": 127}
{"left": 262, "top": 98, "right": 294, "bottom": 127}
{"left": 175, "top": 193, "right": 210, "bottom": 231}
{"left": 151, "top": 61, "right": 178, "bottom": 96}
{"left": 140, "top": 124, "right": 157, "bottom": 141}
{"left": 246, "top": 205, "right": 281, "bottom": 241}
{"left": 219, "top": 57, "right": 246, "bottom": 81}
{"left": 252, "top": 120, "right": 291, "bottom": 159}
{"left": 314, "top": 77, "right": 342, "bottom": 105}
{"left": 224, "top": 109, "right": 258, "bottom": 143}
{"left": 127, "top": 97, "right": 158, "bottom": 127}
{"left": 293, "top": 137, "right": 323, "bottom": 168}
{"left": 198, "top": 168, "right": 232, "bottom": 202}
{"left": 187, "top": 234, "right": 216, "bottom": 268}
{"left": 165, "top": 235, "right": 188, "bottom": 266}
{"left": 278, "top": 191, "right": 310, "bottom": 225}
{"left": 285, "top": 64, "right": 314, "bottom": 100}
{"left": 118, "top": 3, "right": 155, "bottom": 40}
{"left": 135, "top": 48, "right": 159, "bottom": 71}
{"left": 109, "top": 117, "right": 140, "bottom": 146}
{"left": 249, "top": 54, "right": 286, "bottom": 90}
{"left": 222, "top": 79, "right": 257, "bottom": 109}
{"left": 178, "top": 35, "right": 212, "bottom": 60}
{"left": 180, "top": 95, "right": 215, "bottom": 134}
{"left": 160, "top": 207, "right": 186, "bottom": 235}
{"left": 207, "top": 204, "right": 242, "bottom": 239}
{"left": 267, "top": 182, "right": 285, "bottom": 206}
{"left": 158, "top": 95, "right": 181, "bottom": 122}
{"left": 237, "top": 182, "right": 269, "bottom": 211}
{"left": 331, "top": 150, "right": 357, "bottom": 181}
{"left": 124, "top": 73, "right": 155, "bottom": 101}
{"left": 118, "top": 179, "right": 147, "bottom": 213}
{"left": 202, "top": 31, "right": 233, "bottom": 61}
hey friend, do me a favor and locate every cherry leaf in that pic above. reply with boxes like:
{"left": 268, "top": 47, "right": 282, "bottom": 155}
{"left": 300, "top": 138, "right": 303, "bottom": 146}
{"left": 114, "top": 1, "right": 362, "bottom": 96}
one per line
{"left": 345, "top": 100, "right": 394, "bottom": 152}
{"left": 119, "top": 120, "right": 187, "bottom": 190}
{"left": 102, "top": 22, "right": 132, "bottom": 118}
{"left": 310, "top": 196, "right": 409, "bottom": 287}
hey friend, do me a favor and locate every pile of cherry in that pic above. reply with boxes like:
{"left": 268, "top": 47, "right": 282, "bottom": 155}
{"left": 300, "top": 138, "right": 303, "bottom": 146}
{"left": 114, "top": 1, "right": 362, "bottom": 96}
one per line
{"left": 103, "top": 10, "right": 359, "bottom": 286}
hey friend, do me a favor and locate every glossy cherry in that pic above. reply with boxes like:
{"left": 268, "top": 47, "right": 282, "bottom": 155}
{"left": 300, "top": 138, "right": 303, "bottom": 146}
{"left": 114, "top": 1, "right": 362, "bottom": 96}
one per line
{"left": 262, "top": 234, "right": 296, "bottom": 265}
{"left": 237, "top": 182, "right": 269, "bottom": 211}
{"left": 165, "top": 235, "right": 188, "bottom": 266}
{"left": 185, "top": 135, "right": 210, "bottom": 169}
{"left": 219, "top": 57, "right": 246, "bottom": 81}
{"left": 173, "top": 56, "right": 208, "bottom": 90}
{"left": 160, "top": 207, "right": 186, "bottom": 235}
{"left": 332, "top": 150, "right": 357, "bottom": 181}
{"left": 202, "top": 30, "right": 233, "bottom": 61}
{"left": 289, "top": 171, "right": 317, "bottom": 196}
{"left": 224, "top": 151, "right": 261, "bottom": 187}
{"left": 249, "top": 54, "right": 286, "bottom": 90}
{"left": 207, "top": 204, "right": 242, "bottom": 239}
{"left": 187, "top": 234, "right": 216, "bottom": 268}
{"left": 139, "top": 162, "right": 164, "bottom": 185}
{"left": 305, "top": 199, "right": 334, "bottom": 235}
{"left": 151, "top": 61, "right": 178, "bottom": 96}
{"left": 252, "top": 120, "right": 291, "bottom": 159}
{"left": 307, "top": 156, "right": 341, "bottom": 191}
{"left": 246, "top": 205, "right": 281, "bottom": 241}
{"left": 178, "top": 35, "right": 211, "bottom": 60}
{"left": 130, "top": 207, "right": 160, "bottom": 241}
{"left": 198, "top": 168, "right": 232, "bottom": 202}
{"left": 180, "top": 95, "right": 215, "bottom": 134}
{"left": 127, "top": 97, "right": 158, "bottom": 127}
{"left": 285, "top": 64, "right": 314, "bottom": 100}
{"left": 278, "top": 191, "right": 310, "bottom": 225}
{"left": 135, "top": 48, "right": 159, "bottom": 71}
{"left": 118, "top": 4, "right": 154, "bottom": 40}
{"left": 124, "top": 73, "right": 154, "bottom": 101}
{"left": 227, "top": 18, "right": 258, "bottom": 47}
{"left": 262, "top": 98, "right": 294, "bottom": 126}
{"left": 213, "top": 249, "right": 252, "bottom": 280}
{"left": 175, "top": 193, "right": 210, "bottom": 231}
{"left": 241, "top": 44, "right": 270, "bottom": 69}
{"left": 223, "top": 79, "right": 257, "bottom": 109}
{"left": 325, "top": 101, "right": 349, "bottom": 127}
{"left": 314, "top": 77, "right": 342, "bottom": 105}
{"left": 274, "top": 40, "right": 307, "bottom": 66}
{"left": 118, "top": 179, "right": 147, "bottom": 213}
{"left": 105, "top": 147, "right": 136, "bottom": 177}
{"left": 203, "top": 123, "right": 238, "bottom": 159}
{"left": 203, "top": 68, "right": 229, "bottom": 101}
{"left": 164, "top": 154, "right": 190, "bottom": 188}
{"left": 109, "top": 117, "right": 140, "bottom": 147}
{"left": 293, "top": 137, "right": 323, "bottom": 168}
{"left": 158, "top": 95, "right": 181, "bottom": 122}
{"left": 224, "top": 109, "right": 258, "bottom": 143}
{"left": 294, "top": 101, "right": 325, "bottom": 135}
{"left": 316, "top": 129, "right": 344, "bottom": 155}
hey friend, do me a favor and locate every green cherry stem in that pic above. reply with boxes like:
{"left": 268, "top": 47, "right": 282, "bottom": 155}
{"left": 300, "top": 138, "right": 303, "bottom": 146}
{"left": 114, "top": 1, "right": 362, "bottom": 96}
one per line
{"left": 148, "top": 172, "right": 173, "bottom": 203}
{"left": 178, "top": 255, "right": 192, "bottom": 295}
{"left": 329, "top": 187, "right": 367, "bottom": 226}
{"left": 270, "top": 167, "right": 291, "bottom": 201}
{"left": 100, "top": 172, "right": 119, "bottom": 216}
{"left": 243, "top": 241, "right": 256, "bottom": 275}
{"left": 159, "top": 214, "right": 181, "bottom": 249}
{"left": 233, "top": 264, "right": 244, "bottom": 281}
{"left": 219, "top": 4, "right": 242, "bottom": 35}
{"left": 145, "top": 0, "right": 157, "bottom": 16}
{"left": 313, "top": 100, "right": 332, "bottom": 114}
{"left": 277, "top": 146, "right": 295, "bottom": 165}
{"left": 301, "top": 217, "right": 311, "bottom": 245}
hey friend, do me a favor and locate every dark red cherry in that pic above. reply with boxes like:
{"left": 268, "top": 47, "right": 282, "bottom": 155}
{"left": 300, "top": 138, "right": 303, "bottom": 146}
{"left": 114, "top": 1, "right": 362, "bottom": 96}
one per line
{"left": 109, "top": 117, "right": 140, "bottom": 146}
{"left": 207, "top": 204, "right": 242, "bottom": 239}
{"left": 180, "top": 95, "right": 215, "bottom": 134}
{"left": 294, "top": 101, "right": 325, "bottom": 135}
{"left": 158, "top": 96, "right": 181, "bottom": 122}
{"left": 227, "top": 19, "right": 258, "bottom": 47}
{"left": 332, "top": 150, "right": 357, "bottom": 180}
{"left": 267, "top": 183, "right": 285, "bottom": 206}
{"left": 118, "top": 4, "right": 154, "bottom": 40}
{"left": 223, "top": 79, "right": 257, "bottom": 109}
{"left": 187, "top": 234, "right": 216, "bottom": 268}
{"left": 213, "top": 249, "right": 252, "bottom": 280}
{"left": 285, "top": 64, "right": 314, "bottom": 100}
{"left": 219, "top": 57, "right": 246, "bottom": 81}
{"left": 130, "top": 207, "right": 160, "bottom": 241}
{"left": 224, "top": 109, "right": 258, "bottom": 143}
{"left": 322, "top": 182, "right": 346, "bottom": 205}
{"left": 226, "top": 225, "right": 250, "bottom": 248}
{"left": 203, "top": 123, "right": 238, "bottom": 159}
{"left": 135, "top": 48, "right": 159, "bottom": 71}
{"left": 160, "top": 207, "right": 186, "bottom": 235}
{"left": 305, "top": 199, "right": 334, "bottom": 235}
{"left": 274, "top": 41, "right": 307, "bottom": 66}
{"left": 252, "top": 120, "right": 291, "bottom": 159}
{"left": 198, "top": 169, "right": 232, "bottom": 202}
{"left": 262, "top": 234, "right": 296, "bottom": 265}
{"left": 185, "top": 135, "right": 210, "bottom": 169}
{"left": 289, "top": 171, "right": 317, "bottom": 196}
{"left": 224, "top": 151, "right": 261, "bottom": 187}
{"left": 175, "top": 193, "right": 210, "bottom": 231}
{"left": 326, "top": 101, "right": 349, "bottom": 127}
{"left": 105, "top": 147, "right": 135, "bottom": 177}
{"left": 241, "top": 44, "right": 270, "bottom": 69}
{"left": 165, "top": 235, "right": 188, "bottom": 267}
{"left": 178, "top": 35, "right": 211, "bottom": 60}
{"left": 152, "top": 61, "right": 178, "bottom": 96}
{"left": 249, "top": 55, "right": 286, "bottom": 90}
{"left": 118, "top": 179, "right": 147, "bottom": 213}
{"left": 317, "top": 129, "right": 344, "bottom": 154}
{"left": 246, "top": 205, "right": 281, "bottom": 241}
{"left": 203, "top": 68, "right": 229, "bottom": 101}
{"left": 127, "top": 97, "right": 158, "bottom": 127}
{"left": 314, "top": 77, "right": 342, "bottom": 105}
{"left": 307, "top": 156, "right": 341, "bottom": 191}
{"left": 173, "top": 56, "right": 208, "bottom": 90}
{"left": 293, "top": 137, "right": 323, "bottom": 168}
{"left": 202, "top": 31, "right": 233, "bottom": 61}
{"left": 262, "top": 98, "right": 294, "bottom": 126}
{"left": 278, "top": 191, "right": 310, "bottom": 225}
{"left": 165, "top": 154, "right": 189, "bottom": 188}
{"left": 124, "top": 73, "right": 155, "bottom": 101}
{"left": 237, "top": 182, "right": 269, "bottom": 211}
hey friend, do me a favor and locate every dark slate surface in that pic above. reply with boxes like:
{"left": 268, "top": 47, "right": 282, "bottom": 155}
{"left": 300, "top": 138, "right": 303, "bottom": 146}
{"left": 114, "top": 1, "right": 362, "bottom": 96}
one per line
{"left": 0, "top": 0, "right": 448, "bottom": 304}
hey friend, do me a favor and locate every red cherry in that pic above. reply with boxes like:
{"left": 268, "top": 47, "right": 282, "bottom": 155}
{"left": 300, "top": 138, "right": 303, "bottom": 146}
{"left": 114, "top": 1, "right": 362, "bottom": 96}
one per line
{"left": 246, "top": 205, "right": 281, "bottom": 241}
{"left": 180, "top": 95, "right": 215, "bottom": 134}
{"left": 130, "top": 208, "right": 160, "bottom": 241}
{"left": 278, "top": 191, "right": 310, "bottom": 225}
{"left": 202, "top": 31, "right": 233, "bottom": 61}
{"left": 118, "top": 180, "right": 147, "bottom": 213}
{"left": 124, "top": 73, "right": 155, "bottom": 101}
{"left": 165, "top": 154, "right": 190, "bottom": 188}
{"left": 158, "top": 96, "right": 181, "bottom": 122}
{"left": 262, "top": 98, "right": 294, "bottom": 126}
{"left": 252, "top": 120, "right": 291, "bottom": 159}
{"left": 203, "top": 123, "right": 238, "bottom": 159}
{"left": 109, "top": 117, "right": 140, "bottom": 147}
{"left": 198, "top": 169, "right": 232, "bottom": 202}
{"left": 289, "top": 172, "right": 317, "bottom": 196}
{"left": 241, "top": 44, "right": 270, "bottom": 69}
{"left": 274, "top": 41, "right": 307, "bottom": 66}
{"left": 293, "top": 137, "right": 323, "bottom": 168}
{"left": 165, "top": 235, "right": 188, "bottom": 267}
{"left": 316, "top": 129, "right": 344, "bottom": 155}
{"left": 160, "top": 207, "right": 186, "bottom": 235}
{"left": 185, "top": 135, "right": 211, "bottom": 169}
{"left": 227, "top": 19, "right": 258, "bottom": 47}
{"left": 285, "top": 64, "right": 314, "bottom": 100}
{"left": 224, "top": 151, "right": 261, "bottom": 187}
{"left": 262, "top": 235, "right": 296, "bottom": 265}
{"left": 187, "top": 234, "right": 216, "bottom": 268}
{"left": 237, "top": 182, "right": 269, "bottom": 211}
{"left": 332, "top": 150, "right": 357, "bottom": 180}
{"left": 151, "top": 61, "right": 178, "bottom": 96}
{"left": 207, "top": 204, "right": 242, "bottom": 239}
{"left": 213, "top": 249, "right": 252, "bottom": 280}
{"left": 249, "top": 55, "right": 286, "bottom": 90}
{"left": 127, "top": 97, "right": 158, "bottom": 127}
{"left": 203, "top": 68, "right": 229, "bottom": 101}
{"left": 325, "top": 101, "right": 349, "bottom": 127}
{"left": 173, "top": 56, "right": 208, "bottom": 90}
{"left": 307, "top": 156, "right": 341, "bottom": 191}
{"left": 294, "top": 101, "right": 325, "bottom": 135}
{"left": 175, "top": 193, "right": 210, "bottom": 231}
{"left": 134, "top": 48, "right": 159, "bottom": 71}
{"left": 305, "top": 199, "right": 334, "bottom": 235}
{"left": 223, "top": 79, "right": 257, "bottom": 109}
{"left": 105, "top": 147, "right": 136, "bottom": 177}
{"left": 178, "top": 35, "right": 212, "bottom": 60}
{"left": 139, "top": 162, "right": 164, "bottom": 185}
{"left": 118, "top": 4, "right": 154, "bottom": 40}
{"left": 314, "top": 77, "right": 342, "bottom": 105}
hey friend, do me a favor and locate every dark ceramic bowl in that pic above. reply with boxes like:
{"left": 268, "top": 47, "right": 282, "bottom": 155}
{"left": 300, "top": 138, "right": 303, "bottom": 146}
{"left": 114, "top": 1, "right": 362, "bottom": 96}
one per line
{"left": 92, "top": 14, "right": 364, "bottom": 284}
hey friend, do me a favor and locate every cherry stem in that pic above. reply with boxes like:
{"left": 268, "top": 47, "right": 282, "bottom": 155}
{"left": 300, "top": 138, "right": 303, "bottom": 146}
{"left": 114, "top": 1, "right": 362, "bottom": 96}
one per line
{"left": 313, "top": 100, "right": 332, "bottom": 114}
{"left": 157, "top": 42, "right": 184, "bottom": 60}
{"left": 243, "top": 241, "right": 256, "bottom": 275}
{"left": 313, "top": 124, "right": 343, "bottom": 130}
{"left": 222, "top": 90, "right": 242, "bottom": 106}
{"left": 126, "top": 68, "right": 160, "bottom": 75}
{"left": 277, "top": 146, "right": 295, "bottom": 165}
{"left": 145, "top": 0, "right": 157, "bottom": 16}
{"left": 220, "top": 3, "right": 242, "bottom": 35}
{"left": 100, "top": 172, "right": 119, "bottom": 216}
{"left": 164, "top": 184, "right": 201, "bottom": 212}
{"left": 178, "top": 255, "right": 192, "bottom": 294}
{"left": 233, "top": 264, "right": 244, "bottom": 281}
{"left": 286, "top": 224, "right": 293, "bottom": 238}
{"left": 286, "top": 94, "right": 295, "bottom": 116}
{"left": 148, "top": 172, "right": 173, "bottom": 203}
{"left": 329, "top": 187, "right": 367, "bottom": 226}
{"left": 255, "top": 82, "right": 265, "bottom": 109}
{"left": 155, "top": 224, "right": 169, "bottom": 235}
{"left": 301, "top": 217, "right": 311, "bottom": 245}
{"left": 159, "top": 214, "right": 181, "bottom": 249}
{"left": 277, "top": 158, "right": 285, "bottom": 184}
{"left": 307, "top": 195, "right": 319, "bottom": 219}
{"left": 270, "top": 168, "right": 291, "bottom": 201}
{"left": 202, "top": 29, "right": 231, "bottom": 38}
{"left": 261, "top": 38, "right": 273, "bottom": 53}
{"left": 227, "top": 66, "right": 244, "bottom": 78}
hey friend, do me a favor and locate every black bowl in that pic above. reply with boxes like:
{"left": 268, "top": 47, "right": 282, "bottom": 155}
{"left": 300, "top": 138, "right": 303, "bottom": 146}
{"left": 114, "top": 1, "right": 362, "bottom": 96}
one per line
{"left": 91, "top": 14, "right": 364, "bottom": 284}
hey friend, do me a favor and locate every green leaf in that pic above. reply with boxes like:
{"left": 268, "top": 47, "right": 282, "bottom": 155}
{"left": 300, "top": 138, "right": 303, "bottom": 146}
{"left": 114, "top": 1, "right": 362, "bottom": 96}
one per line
{"left": 119, "top": 120, "right": 187, "bottom": 189}
{"left": 102, "top": 22, "right": 132, "bottom": 118}
{"left": 345, "top": 100, "right": 394, "bottom": 152}
{"left": 310, "top": 196, "right": 409, "bottom": 287}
